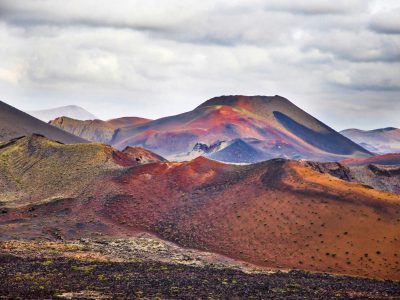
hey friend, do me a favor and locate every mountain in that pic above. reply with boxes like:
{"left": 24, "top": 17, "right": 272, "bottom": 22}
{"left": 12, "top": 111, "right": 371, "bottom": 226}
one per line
{"left": 27, "top": 105, "right": 97, "bottom": 122}
{"left": 51, "top": 95, "right": 371, "bottom": 163}
{"left": 0, "top": 101, "right": 87, "bottom": 144}
{"left": 0, "top": 135, "right": 399, "bottom": 280}
{"left": 50, "top": 116, "right": 151, "bottom": 144}
{"left": 341, "top": 127, "right": 400, "bottom": 154}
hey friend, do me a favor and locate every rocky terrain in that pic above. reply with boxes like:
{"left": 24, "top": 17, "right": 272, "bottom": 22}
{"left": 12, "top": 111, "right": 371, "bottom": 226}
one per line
{"left": 1, "top": 135, "right": 399, "bottom": 281}
{"left": 306, "top": 160, "right": 400, "bottom": 195}
{"left": 1, "top": 237, "right": 399, "bottom": 299}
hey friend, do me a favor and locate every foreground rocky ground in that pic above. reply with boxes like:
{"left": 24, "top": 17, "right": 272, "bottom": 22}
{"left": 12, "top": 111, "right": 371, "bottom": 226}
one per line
{"left": 1, "top": 236, "right": 399, "bottom": 299}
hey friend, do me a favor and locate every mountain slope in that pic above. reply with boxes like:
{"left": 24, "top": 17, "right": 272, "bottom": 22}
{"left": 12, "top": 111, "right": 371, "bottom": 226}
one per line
{"left": 27, "top": 105, "right": 97, "bottom": 122}
{"left": 0, "top": 137, "right": 398, "bottom": 280}
{"left": 0, "top": 134, "right": 165, "bottom": 206}
{"left": 341, "top": 127, "right": 400, "bottom": 154}
{"left": 50, "top": 116, "right": 151, "bottom": 144}
{"left": 0, "top": 101, "right": 87, "bottom": 144}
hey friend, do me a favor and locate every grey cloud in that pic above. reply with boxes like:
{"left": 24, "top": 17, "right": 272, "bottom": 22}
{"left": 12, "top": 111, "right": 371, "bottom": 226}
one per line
{"left": 369, "top": 9, "right": 400, "bottom": 34}
{"left": 304, "top": 31, "right": 400, "bottom": 63}
{"left": 264, "top": 0, "right": 369, "bottom": 15}
{"left": 327, "top": 64, "right": 400, "bottom": 91}
{"left": 333, "top": 82, "right": 400, "bottom": 92}
{"left": 0, "top": 0, "right": 399, "bottom": 129}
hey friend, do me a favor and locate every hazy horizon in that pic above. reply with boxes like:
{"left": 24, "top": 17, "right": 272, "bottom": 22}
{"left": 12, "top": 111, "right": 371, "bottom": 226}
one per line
{"left": 0, "top": 0, "right": 399, "bottom": 130}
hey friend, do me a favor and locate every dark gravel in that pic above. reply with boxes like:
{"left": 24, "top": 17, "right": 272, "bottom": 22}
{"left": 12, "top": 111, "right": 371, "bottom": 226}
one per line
{"left": 0, "top": 254, "right": 399, "bottom": 299}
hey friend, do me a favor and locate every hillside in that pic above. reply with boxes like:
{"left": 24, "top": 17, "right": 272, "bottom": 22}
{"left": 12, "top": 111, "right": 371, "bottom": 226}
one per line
{"left": 339, "top": 154, "right": 400, "bottom": 194}
{"left": 0, "top": 136, "right": 398, "bottom": 280}
{"left": 50, "top": 116, "right": 151, "bottom": 144}
{"left": 51, "top": 95, "right": 371, "bottom": 163}
{"left": 0, "top": 135, "right": 166, "bottom": 207}
{"left": 341, "top": 127, "right": 400, "bottom": 154}
{"left": 27, "top": 105, "right": 97, "bottom": 122}
{"left": 0, "top": 101, "right": 87, "bottom": 144}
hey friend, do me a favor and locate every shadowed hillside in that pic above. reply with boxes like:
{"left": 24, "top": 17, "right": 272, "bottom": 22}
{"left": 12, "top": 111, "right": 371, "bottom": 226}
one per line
{"left": 0, "top": 101, "right": 87, "bottom": 144}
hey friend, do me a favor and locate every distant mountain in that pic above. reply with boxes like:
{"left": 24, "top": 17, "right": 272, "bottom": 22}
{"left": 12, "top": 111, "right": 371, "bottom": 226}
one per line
{"left": 50, "top": 116, "right": 151, "bottom": 144}
{"left": 0, "top": 100, "right": 87, "bottom": 144}
{"left": 50, "top": 95, "right": 372, "bottom": 163}
{"left": 340, "top": 127, "right": 400, "bottom": 154}
{"left": 27, "top": 105, "right": 97, "bottom": 122}
{"left": 110, "top": 95, "right": 371, "bottom": 162}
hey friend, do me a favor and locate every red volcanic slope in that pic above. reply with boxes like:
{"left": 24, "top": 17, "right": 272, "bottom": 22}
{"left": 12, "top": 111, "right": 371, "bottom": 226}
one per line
{"left": 106, "top": 117, "right": 152, "bottom": 128}
{"left": 342, "top": 153, "right": 400, "bottom": 166}
{"left": 110, "top": 95, "right": 371, "bottom": 161}
{"left": 0, "top": 137, "right": 398, "bottom": 280}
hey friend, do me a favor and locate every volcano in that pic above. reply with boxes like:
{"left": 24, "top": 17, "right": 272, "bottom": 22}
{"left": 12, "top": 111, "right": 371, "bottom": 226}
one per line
{"left": 51, "top": 95, "right": 371, "bottom": 163}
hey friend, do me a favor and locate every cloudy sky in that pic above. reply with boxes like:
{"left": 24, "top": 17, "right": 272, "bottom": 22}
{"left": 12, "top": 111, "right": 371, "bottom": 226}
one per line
{"left": 0, "top": 0, "right": 399, "bottom": 130}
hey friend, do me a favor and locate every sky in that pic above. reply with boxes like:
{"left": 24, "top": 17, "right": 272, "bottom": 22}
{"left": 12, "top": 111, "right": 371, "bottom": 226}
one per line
{"left": 0, "top": 0, "right": 399, "bottom": 130}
